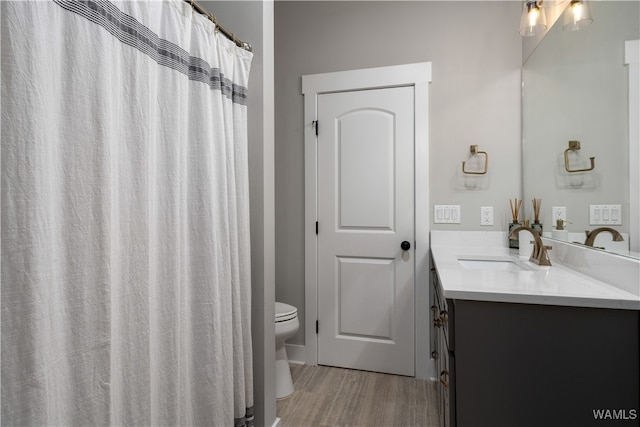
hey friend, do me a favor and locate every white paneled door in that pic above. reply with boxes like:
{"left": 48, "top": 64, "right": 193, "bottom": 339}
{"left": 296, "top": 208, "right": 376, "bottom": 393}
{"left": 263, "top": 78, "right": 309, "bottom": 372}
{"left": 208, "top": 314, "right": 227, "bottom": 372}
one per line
{"left": 317, "top": 86, "right": 415, "bottom": 376}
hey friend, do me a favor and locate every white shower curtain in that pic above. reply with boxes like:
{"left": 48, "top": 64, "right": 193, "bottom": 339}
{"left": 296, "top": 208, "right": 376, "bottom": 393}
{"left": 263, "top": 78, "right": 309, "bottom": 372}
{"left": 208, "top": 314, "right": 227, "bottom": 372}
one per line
{"left": 1, "top": 1, "right": 253, "bottom": 426}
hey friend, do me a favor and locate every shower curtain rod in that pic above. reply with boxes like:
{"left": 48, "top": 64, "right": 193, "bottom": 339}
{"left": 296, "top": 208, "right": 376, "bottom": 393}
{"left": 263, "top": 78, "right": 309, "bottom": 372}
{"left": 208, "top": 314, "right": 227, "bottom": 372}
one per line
{"left": 185, "top": 0, "right": 252, "bottom": 52}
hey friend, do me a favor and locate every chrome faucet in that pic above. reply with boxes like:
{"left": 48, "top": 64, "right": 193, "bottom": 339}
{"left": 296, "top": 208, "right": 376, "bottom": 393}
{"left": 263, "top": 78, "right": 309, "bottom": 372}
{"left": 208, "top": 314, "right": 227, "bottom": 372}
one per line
{"left": 584, "top": 227, "right": 624, "bottom": 247}
{"left": 509, "top": 226, "right": 552, "bottom": 266}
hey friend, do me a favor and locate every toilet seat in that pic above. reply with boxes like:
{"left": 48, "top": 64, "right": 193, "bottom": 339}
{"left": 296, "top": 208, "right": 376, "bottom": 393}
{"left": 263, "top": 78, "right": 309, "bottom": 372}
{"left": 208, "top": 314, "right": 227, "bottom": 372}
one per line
{"left": 275, "top": 302, "right": 297, "bottom": 323}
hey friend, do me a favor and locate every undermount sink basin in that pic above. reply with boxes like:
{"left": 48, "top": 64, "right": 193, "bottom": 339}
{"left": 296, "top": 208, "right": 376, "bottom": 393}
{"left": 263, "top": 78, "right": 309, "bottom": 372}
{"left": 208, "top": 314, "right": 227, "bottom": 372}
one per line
{"left": 457, "top": 257, "right": 530, "bottom": 272}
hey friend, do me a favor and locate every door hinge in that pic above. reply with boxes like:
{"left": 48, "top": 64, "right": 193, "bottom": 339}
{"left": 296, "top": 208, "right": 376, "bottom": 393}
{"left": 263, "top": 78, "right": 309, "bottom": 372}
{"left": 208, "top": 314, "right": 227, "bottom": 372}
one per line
{"left": 312, "top": 120, "right": 318, "bottom": 136}
{"left": 315, "top": 221, "right": 318, "bottom": 235}
{"left": 316, "top": 320, "right": 319, "bottom": 334}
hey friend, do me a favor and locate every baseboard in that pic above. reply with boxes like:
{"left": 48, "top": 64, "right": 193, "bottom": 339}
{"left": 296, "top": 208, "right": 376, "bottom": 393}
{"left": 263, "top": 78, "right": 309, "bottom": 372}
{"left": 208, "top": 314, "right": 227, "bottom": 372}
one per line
{"left": 285, "top": 343, "right": 305, "bottom": 365}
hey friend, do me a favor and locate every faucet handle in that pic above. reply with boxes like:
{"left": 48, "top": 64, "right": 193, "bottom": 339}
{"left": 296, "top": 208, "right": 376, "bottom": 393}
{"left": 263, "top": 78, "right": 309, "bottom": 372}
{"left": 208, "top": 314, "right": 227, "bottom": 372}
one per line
{"left": 532, "top": 244, "right": 553, "bottom": 266}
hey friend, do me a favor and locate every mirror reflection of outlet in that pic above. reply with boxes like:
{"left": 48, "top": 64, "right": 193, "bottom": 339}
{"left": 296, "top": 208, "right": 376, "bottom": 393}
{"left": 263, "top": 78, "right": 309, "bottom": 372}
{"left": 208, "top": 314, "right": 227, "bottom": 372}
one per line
{"left": 552, "top": 206, "right": 567, "bottom": 222}
{"left": 480, "top": 206, "right": 493, "bottom": 226}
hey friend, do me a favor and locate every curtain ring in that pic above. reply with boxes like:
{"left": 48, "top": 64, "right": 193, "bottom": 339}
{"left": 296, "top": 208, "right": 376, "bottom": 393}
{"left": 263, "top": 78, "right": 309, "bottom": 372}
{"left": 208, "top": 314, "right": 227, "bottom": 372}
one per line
{"left": 208, "top": 13, "right": 219, "bottom": 32}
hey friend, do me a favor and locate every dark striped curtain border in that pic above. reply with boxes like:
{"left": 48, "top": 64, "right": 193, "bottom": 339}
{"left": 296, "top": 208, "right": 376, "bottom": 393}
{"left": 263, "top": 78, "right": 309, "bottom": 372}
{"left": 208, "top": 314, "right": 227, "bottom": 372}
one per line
{"left": 53, "top": 0, "right": 249, "bottom": 105}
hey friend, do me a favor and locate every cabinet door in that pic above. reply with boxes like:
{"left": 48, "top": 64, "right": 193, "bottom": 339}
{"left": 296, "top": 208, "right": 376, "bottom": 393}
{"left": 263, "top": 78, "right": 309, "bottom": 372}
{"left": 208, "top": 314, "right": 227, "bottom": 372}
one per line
{"left": 431, "top": 274, "right": 444, "bottom": 427}
{"left": 429, "top": 268, "right": 438, "bottom": 361}
{"left": 453, "top": 300, "right": 639, "bottom": 427}
{"left": 439, "top": 327, "right": 450, "bottom": 427}
{"left": 430, "top": 268, "right": 439, "bottom": 357}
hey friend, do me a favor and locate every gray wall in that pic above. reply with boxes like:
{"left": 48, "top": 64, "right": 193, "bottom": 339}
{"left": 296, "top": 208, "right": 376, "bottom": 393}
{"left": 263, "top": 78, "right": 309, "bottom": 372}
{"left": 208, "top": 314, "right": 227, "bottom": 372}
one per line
{"left": 203, "top": 2, "right": 276, "bottom": 426}
{"left": 275, "top": 1, "right": 523, "bottom": 346}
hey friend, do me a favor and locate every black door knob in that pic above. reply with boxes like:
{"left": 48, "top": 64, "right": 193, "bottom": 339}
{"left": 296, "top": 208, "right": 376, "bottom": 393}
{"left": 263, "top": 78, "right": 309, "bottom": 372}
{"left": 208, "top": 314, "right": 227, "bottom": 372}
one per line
{"left": 401, "top": 241, "right": 411, "bottom": 251}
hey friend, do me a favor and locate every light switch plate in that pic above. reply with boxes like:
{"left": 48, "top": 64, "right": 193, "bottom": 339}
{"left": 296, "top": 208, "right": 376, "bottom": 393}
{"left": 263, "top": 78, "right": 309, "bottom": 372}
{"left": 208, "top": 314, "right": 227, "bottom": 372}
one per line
{"left": 434, "top": 205, "right": 461, "bottom": 224}
{"left": 590, "top": 204, "right": 622, "bottom": 225}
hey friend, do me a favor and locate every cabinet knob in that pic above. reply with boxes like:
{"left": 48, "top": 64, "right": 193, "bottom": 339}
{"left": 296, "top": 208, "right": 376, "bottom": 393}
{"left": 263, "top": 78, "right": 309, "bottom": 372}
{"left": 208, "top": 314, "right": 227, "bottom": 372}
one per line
{"left": 440, "top": 369, "right": 449, "bottom": 388}
{"left": 431, "top": 351, "right": 439, "bottom": 360}
{"left": 439, "top": 310, "right": 448, "bottom": 324}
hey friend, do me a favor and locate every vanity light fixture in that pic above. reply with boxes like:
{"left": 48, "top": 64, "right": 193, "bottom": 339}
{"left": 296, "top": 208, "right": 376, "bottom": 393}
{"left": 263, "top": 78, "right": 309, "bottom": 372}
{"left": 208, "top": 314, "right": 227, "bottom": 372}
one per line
{"left": 520, "top": 0, "right": 547, "bottom": 37}
{"left": 537, "top": 0, "right": 567, "bottom": 7}
{"left": 563, "top": 0, "right": 593, "bottom": 31}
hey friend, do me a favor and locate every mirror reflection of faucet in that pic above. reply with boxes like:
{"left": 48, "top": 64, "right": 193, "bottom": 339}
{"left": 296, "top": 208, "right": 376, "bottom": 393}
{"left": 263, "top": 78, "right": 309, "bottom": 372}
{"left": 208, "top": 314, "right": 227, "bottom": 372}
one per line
{"left": 584, "top": 227, "right": 624, "bottom": 247}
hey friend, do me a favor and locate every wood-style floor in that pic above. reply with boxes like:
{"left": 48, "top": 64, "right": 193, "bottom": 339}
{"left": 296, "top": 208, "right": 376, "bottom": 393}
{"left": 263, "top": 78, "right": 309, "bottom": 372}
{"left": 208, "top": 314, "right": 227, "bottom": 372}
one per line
{"left": 276, "top": 365, "right": 439, "bottom": 427}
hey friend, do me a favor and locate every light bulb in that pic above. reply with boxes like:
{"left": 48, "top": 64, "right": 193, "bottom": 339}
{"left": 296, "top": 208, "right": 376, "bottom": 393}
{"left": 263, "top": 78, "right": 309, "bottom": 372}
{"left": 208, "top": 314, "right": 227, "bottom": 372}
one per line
{"left": 563, "top": 0, "right": 593, "bottom": 31}
{"left": 528, "top": 8, "right": 540, "bottom": 27}
{"left": 572, "top": 2, "right": 584, "bottom": 20}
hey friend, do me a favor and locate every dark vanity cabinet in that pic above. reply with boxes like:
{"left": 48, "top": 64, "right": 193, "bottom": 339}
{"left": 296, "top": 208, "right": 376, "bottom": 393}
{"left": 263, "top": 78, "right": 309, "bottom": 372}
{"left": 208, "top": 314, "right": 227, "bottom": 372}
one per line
{"left": 430, "top": 258, "right": 640, "bottom": 427}
{"left": 430, "top": 265, "right": 455, "bottom": 427}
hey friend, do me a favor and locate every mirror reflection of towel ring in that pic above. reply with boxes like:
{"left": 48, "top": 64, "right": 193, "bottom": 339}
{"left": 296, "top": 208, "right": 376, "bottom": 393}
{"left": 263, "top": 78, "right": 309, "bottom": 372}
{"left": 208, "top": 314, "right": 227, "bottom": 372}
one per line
{"left": 462, "top": 145, "right": 488, "bottom": 175}
{"left": 564, "top": 140, "right": 595, "bottom": 173}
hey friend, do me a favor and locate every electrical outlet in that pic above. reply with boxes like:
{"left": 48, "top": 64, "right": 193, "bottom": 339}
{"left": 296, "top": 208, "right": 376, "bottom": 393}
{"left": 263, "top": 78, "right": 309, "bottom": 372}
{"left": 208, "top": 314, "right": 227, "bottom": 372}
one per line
{"left": 480, "top": 206, "right": 494, "bottom": 226}
{"left": 552, "top": 206, "right": 567, "bottom": 222}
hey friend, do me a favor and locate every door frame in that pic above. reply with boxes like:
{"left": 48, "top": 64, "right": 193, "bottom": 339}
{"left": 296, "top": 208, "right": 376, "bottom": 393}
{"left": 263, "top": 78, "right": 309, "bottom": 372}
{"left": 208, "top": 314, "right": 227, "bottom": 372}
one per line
{"left": 302, "top": 62, "right": 432, "bottom": 379}
{"left": 625, "top": 40, "right": 639, "bottom": 252}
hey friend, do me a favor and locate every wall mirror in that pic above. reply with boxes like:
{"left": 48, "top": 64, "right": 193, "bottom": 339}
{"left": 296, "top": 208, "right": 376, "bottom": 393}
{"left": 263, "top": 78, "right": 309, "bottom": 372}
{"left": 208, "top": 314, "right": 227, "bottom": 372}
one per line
{"left": 522, "top": 0, "right": 640, "bottom": 259}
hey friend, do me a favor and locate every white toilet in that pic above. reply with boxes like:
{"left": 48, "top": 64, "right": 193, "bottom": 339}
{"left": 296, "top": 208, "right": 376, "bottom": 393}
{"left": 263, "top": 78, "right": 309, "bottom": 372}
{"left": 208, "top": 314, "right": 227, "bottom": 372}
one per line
{"left": 275, "top": 302, "right": 299, "bottom": 399}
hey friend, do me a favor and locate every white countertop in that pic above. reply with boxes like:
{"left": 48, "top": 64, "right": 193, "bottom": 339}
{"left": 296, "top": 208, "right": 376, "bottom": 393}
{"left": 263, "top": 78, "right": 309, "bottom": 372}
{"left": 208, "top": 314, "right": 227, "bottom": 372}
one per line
{"left": 431, "top": 243, "right": 640, "bottom": 311}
